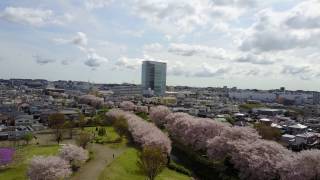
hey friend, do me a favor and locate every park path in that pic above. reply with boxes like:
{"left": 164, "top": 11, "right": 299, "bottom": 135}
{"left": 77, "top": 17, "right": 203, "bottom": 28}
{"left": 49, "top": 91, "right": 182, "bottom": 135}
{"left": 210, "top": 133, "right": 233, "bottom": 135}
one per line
{"left": 71, "top": 143, "right": 125, "bottom": 180}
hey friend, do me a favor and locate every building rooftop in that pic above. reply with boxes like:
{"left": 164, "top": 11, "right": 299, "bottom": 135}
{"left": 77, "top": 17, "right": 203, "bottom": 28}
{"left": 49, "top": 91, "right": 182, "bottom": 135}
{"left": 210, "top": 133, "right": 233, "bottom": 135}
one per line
{"left": 289, "top": 123, "right": 307, "bottom": 129}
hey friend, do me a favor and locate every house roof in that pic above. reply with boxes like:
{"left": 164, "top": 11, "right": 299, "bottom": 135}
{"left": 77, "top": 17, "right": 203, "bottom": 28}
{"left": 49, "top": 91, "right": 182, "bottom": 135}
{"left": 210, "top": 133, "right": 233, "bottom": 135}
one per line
{"left": 296, "top": 132, "right": 316, "bottom": 138}
{"left": 271, "top": 123, "right": 282, "bottom": 129}
{"left": 260, "top": 118, "right": 271, "bottom": 122}
{"left": 282, "top": 134, "right": 295, "bottom": 139}
{"left": 289, "top": 123, "right": 307, "bottom": 129}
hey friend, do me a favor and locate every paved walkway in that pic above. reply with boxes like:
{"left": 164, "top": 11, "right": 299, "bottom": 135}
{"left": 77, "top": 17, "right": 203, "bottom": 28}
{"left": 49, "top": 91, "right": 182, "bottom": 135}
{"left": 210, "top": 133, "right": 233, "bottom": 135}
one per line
{"left": 71, "top": 143, "right": 124, "bottom": 180}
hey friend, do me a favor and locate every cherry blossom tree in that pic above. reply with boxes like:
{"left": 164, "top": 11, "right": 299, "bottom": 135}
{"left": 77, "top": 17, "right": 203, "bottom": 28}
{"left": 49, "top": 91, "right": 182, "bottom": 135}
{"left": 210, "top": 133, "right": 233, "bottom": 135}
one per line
{"left": 135, "top": 105, "right": 149, "bottom": 114}
{"left": 105, "top": 109, "right": 126, "bottom": 125}
{"left": 165, "top": 112, "right": 191, "bottom": 127}
{"left": 230, "top": 140, "right": 290, "bottom": 180}
{"left": 120, "top": 101, "right": 136, "bottom": 111}
{"left": 278, "top": 149, "right": 320, "bottom": 180}
{"left": 166, "top": 113, "right": 229, "bottom": 151}
{"left": 124, "top": 113, "right": 172, "bottom": 154}
{"left": 59, "top": 144, "right": 89, "bottom": 169}
{"left": 27, "top": 156, "right": 72, "bottom": 180}
{"left": 105, "top": 109, "right": 171, "bottom": 155}
{"left": 104, "top": 101, "right": 115, "bottom": 108}
{"left": 79, "top": 95, "right": 104, "bottom": 108}
{"left": 206, "top": 126, "right": 261, "bottom": 161}
{"left": 149, "top": 106, "right": 171, "bottom": 128}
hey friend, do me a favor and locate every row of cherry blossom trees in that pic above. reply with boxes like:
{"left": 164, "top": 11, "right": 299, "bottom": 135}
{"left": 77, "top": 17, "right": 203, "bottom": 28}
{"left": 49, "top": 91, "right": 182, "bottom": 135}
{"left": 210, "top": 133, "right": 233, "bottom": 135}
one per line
{"left": 106, "top": 109, "right": 171, "bottom": 155}
{"left": 119, "top": 101, "right": 148, "bottom": 114}
{"left": 149, "top": 105, "right": 320, "bottom": 180}
{"left": 150, "top": 106, "right": 228, "bottom": 152}
{"left": 27, "top": 144, "right": 88, "bottom": 180}
{"left": 79, "top": 94, "right": 104, "bottom": 108}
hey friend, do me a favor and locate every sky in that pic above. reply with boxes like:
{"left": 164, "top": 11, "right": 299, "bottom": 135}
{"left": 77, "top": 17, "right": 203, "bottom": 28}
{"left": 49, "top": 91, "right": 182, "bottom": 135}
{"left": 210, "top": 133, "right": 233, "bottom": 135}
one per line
{"left": 0, "top": 0, "right": 320, "bottom": 90}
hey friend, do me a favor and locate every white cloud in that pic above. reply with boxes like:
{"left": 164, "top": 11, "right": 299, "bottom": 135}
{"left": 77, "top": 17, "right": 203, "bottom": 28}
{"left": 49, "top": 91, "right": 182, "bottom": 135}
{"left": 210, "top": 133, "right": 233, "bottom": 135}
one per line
{"left": 168, "top": 43, "right": 233, "bottom": 60}
{"left": 0, "top": 7, "right": 72, "bottom": 27}
{"left": 281, "top": 65, "right": 316, "bottom": 80}
{"left": 84, "top": 0, "right": 114, "bottom": 10}
{"left": 114, "top": 56, "right": 143, "bottom": 70}
{"left": 128, "top": 0, "right": 254, "bottom": 35}
{"left": 239, "top": 1, "right": 320, "bottom": 52}
{"left": 33, "top": 55, "right": 56, "bottom": 65}
{"left": 235, "top": 53, "right": 276, "bottom": 65}
{"left": 121, "top": 29, "right": 145, "bottom": 37}
{"left": 194, "top": 63, "right": 229, "bottom": 77}
{"left": 143, "top": 43, "right": 163, "bottom": 52}
{"left": 167, "top": 61, "right": 190, "bottom": 76}
{"left": 285, "top": 0, "right": 320, "bottom": 29}
{"left": 61, "top": 59, "right": 74, "bottom": 65}
{"left": 211, "top": 0, "right": 256, "bottom": 7}
{"left": 72, "top": 32, "right": 88, "bottom": 47}
{"left": 54, "top": 32, "right": 88, "bottom": 48}
{"left": 84, "top": 49, "right": 108, "bottom": 68}
{"left": 54, "top": 32, "right": 108, "bottom": 68}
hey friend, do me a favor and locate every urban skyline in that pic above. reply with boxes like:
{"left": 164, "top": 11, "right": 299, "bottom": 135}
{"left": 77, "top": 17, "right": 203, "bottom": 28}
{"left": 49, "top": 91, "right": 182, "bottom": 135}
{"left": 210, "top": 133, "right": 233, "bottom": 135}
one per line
{"left": 2, "top": 1, "right": 320, "bottom": 180}
{"left": 1, "top": 0, "right": 320, "bottom": 91}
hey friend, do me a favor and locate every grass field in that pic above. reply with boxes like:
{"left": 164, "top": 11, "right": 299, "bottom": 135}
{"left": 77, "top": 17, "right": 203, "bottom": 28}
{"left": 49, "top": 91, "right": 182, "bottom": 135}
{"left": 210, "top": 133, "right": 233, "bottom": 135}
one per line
{"left": 239, "top": 103, "right": 266, "bottom": 110}
{"left": 85, "top": 126, "right": 128, "bottom": 149}
{"left": 0, "top": 145, "right": 59, "bottom": 180}
{"left": 85, "top": 126, "right": 119, "bottom": 144}
{"left": 135, "top": 112, "right": 150, "bottom": 121}
{"left": 85, "top": 126, "right": 120, "bottom": 142}
{"left": 98, "top": 147, "right": 190, "bottom": 180}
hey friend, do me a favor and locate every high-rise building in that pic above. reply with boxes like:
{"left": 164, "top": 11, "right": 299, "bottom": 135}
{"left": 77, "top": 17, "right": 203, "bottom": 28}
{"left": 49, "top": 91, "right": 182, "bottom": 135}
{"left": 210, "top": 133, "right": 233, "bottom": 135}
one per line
{"left": 141, "top": 61, "right": 167, "bottom": 96}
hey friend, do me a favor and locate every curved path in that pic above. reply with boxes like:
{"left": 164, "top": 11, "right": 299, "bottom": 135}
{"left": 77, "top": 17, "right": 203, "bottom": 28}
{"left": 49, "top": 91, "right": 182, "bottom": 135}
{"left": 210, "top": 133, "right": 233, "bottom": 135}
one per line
{"left": 71, "top": 143, "right": 125, "bottom": 180}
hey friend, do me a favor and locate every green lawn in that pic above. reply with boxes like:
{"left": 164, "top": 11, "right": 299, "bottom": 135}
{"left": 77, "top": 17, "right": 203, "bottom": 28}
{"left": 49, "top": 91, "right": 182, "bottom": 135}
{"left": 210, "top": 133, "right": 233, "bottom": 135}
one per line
{"left": 239, "top": 103, "right": 266, "bottom": 110}
{"left": 135, "top": 112, "right": 150, "bottom": 121}
{"left": 85, "top": 126, "right": 127, "bottom": 149}
{"left": 85, "top": 126, "right": 120, "bottom": 143}
{"left": 98, "top": 147, "right": 190, "bottom": 180}
{"left": 0, "top": 145, "right": 60, "bottom": 180}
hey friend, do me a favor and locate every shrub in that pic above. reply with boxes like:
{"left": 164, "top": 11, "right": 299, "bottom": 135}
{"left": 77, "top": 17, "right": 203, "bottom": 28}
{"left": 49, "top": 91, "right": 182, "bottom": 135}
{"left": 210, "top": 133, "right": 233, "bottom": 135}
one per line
{"left": 168, "top": 161, "right": 192, "bottom": 176}
{"left": 98, "top": 127, "right": 107, "bottom": 136}
{"left": 23, "top": 132, "right": 33, "bottom": 145}
{"left": 27, "top": 156, "right": 72, "bottom": 180}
